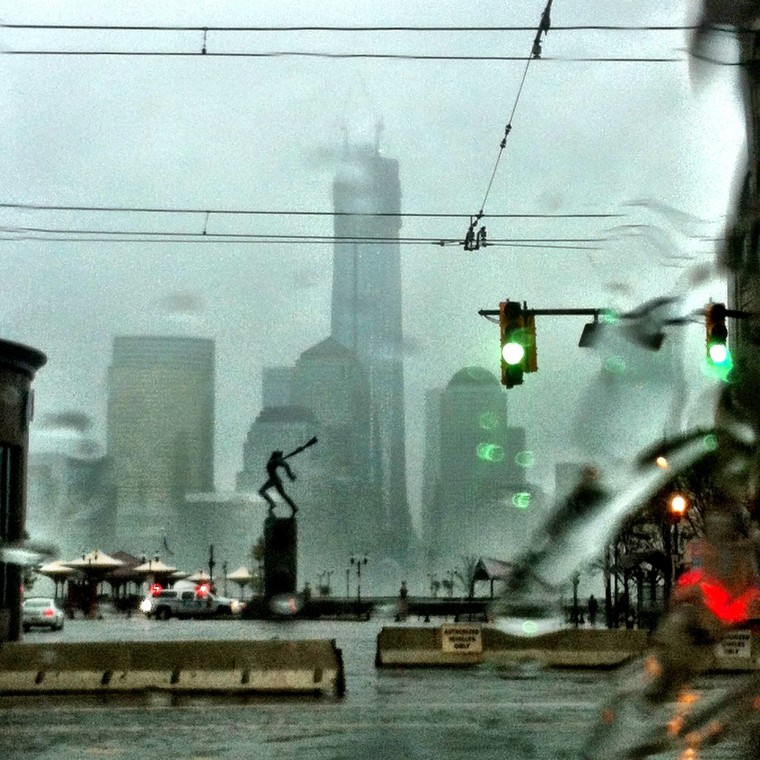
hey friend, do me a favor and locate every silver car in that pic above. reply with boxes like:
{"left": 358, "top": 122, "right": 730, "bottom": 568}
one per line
{"left": 22, "top": 597, "right": 65, "bottom": 632}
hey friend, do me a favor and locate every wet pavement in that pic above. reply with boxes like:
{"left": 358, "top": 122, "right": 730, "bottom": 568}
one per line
{"left": 0, "top": 617, "right": 746, "bottom": 759}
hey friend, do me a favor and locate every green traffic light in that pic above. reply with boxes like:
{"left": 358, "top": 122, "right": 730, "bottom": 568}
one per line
{"left": 703, "top": 341, "right": 733, "bottom": 383}
{"left": 708, "top": 341, "right": 730, "bottom": 366}
{"left": 501, "top": 341, "right": 526, "bottom": 365}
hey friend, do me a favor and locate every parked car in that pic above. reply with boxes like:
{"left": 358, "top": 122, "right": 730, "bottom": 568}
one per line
{"left": 22, "top": 597, "right": 65, "bottom": 632}
{"left": 139, "top": 588, "right": 240, "bottom": 620}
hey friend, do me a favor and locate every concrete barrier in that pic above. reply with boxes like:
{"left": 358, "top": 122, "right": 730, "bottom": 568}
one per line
{"left": 377, "top": 626, "right": 650, "bottom": 668}
{"left": 0, "top": 639, "right": 345, "bottom": 695}
{"left": 376, "top": 625, "right": 760, "bottom": 670}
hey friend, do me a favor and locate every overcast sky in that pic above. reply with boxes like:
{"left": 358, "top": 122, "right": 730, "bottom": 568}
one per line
{"left": 0, "top": 1, "right": 746, "bottom": 529}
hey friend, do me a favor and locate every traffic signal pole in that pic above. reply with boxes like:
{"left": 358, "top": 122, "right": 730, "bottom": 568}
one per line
{"left": 481, "top": 302, "right": 755, "bottom": 388}
{"left": 480, "top": 307, "right": 604, "bottom": 318}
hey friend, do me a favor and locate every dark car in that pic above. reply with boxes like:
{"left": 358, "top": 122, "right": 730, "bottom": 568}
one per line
{"left": 22, "top": 597, "right": 65, "bottom": 632}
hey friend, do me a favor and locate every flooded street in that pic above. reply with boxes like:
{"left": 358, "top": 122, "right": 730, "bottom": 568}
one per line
{"left": 0, "top": 618, "right": 747, "bottom": 759}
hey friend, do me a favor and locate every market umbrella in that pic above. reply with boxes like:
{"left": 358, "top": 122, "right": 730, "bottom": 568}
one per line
{"left": 188, "top": 569, "right": 212, "bottom": 583}
{"left": 37, "top": 559, "right": 76, "bottom": 600}
{"left": 133, "top": 556, "right": 178, "bottom": 593}
{"left": 226, "top": 565, "right": 253, "bottom": 598}
{"left": 63, "top": 550, "right": 124, "bottom": 618}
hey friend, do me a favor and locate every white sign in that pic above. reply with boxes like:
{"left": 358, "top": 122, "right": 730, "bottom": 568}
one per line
{"left": 716, "top": 630, "right": 752, "bottom": 659}
{"left": 440, "top": 623, "right": 482, "bottom": 654}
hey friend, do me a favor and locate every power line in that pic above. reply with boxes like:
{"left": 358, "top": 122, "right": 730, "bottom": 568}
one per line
{"left": 0, "top": 201, "right": 625, "bottom": 220}
{"left": 0, "top": 224, "right": 605, "bottom": 244}
{"left": 0, "top": 233, "right": 602, "bottom": 251}
{"left": 466, "top": 0, "right": 553, "bottom": 252}
{"left": 3, "top": 50, "right": 687, "bottom": 62}
{"left": 0, "top": 23, "right": 713, "bottom": 32}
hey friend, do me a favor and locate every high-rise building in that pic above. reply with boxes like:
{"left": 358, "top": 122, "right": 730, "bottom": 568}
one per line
{"left": 427, "top": 366, "right": 534, "bottom": 564}
{"left": 236, "top": 406, "right": 319, "bottom": 494}
{"left": 262, "top": 366, "right": 293, "bottom": 408}
{"left": 291, "top": 337, "right": 371, "bottom": 483}
{"left": 106, "top": 336, "right": 214, "bottom": 554}
{"left": 330, "top": 141, "right": 412, "bottom": 556}
{"left": 27, "top": 428, "right": 114, "bottom": 558}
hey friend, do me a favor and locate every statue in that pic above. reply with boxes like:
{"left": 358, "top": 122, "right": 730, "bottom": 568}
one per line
{"left": 258, "top": 437, "right": 318, "bottom": 517}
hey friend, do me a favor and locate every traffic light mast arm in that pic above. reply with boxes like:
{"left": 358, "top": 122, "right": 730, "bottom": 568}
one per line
{"left": 480, "top": 307, "right": 604, "bottom": 318}
{"left": 479, "top": 307, "right": 757, "bottom": 320}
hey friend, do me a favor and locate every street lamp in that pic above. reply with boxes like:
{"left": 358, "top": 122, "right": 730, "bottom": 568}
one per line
{"left": 318, "top": 570, "right": 334, "bottom": 596}
{"left": 668, "top": 492, "right": 689, "bottom": 589}
{"left": 350, "top": 554, "right": 368, "bottom": 604}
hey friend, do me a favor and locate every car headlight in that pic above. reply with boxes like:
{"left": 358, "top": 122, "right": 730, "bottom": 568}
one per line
{"left": 139, "top": 598, "right": 153, "bottom": 614}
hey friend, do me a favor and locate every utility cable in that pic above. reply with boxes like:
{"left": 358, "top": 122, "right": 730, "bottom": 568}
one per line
{"left": 2, "top": 50, "right": 686, "bottom": 62}
{"left": 0, "top": 201, "right": 626, "bottom": 219}
{"left": 465, "top": 0, "right": 554, "bottom": 252}
{"left": 0, "top": 23, "right": 740, "bottom": 32}
{"left": 0, "top": 224, "right": 605, "bottom": 245}
{"left": 0, "top": 233, "right": 602, "bottom": 251}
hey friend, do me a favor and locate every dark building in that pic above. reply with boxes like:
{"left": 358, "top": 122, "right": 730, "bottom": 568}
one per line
{"left": 426, "top": 366, "right": 535, "bottom": 566}
{"left": 0, "top": 339, "right": 46, "bottom": 641}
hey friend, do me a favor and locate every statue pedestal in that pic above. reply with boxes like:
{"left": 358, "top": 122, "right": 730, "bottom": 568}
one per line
{"left": 263, "top": 514, "right": 297, "bottom": 599}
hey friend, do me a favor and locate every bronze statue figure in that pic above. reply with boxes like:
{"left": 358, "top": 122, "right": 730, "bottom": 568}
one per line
{"left": 258, "top": 437, "right": 318, "bottom": 517}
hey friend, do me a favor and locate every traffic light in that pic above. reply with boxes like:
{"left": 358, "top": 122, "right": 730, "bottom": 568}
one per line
{"left": 705, "top": 302, "right": 732, "bottom": 379}
{"left": 499, "top": 301, "right": 537, "bottom": 387}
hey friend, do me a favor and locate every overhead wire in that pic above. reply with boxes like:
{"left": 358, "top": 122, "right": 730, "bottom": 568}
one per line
{"left": 465, "top": 0, "right": 555, "bottom": 251}
{"left": 0, "top": 224, "right": 606, "bottom": 246}
{"left": 2, "top": 51, "right": 687, "bottom": 62}
{"left": 0, "top": 234, "right": 603, "bottom": 251}
{"left": 0, "top": 201, "right": 625, "bottom": 219}
{"left": 0, "top": 22, "right": 741, "bottom": 32}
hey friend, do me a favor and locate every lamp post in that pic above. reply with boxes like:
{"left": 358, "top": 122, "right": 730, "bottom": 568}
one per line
{"left": 572, "top": 571, "right": 581, "bottom": 628}
{"left": 350, "top": 554, "right": 368, "bottom": 604}
{"left": 318, "top": 570, "right": 333, "bottom": 596}
{"left": 669, "top": 493, "right": 688, "bottom": 584}
{"left": 208, "top": 544, "right": 215, "bottom": 589}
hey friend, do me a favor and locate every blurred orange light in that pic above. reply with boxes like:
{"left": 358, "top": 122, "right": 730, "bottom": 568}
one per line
{"left": 670, "top": 494, "right": 688, "bottom": 516}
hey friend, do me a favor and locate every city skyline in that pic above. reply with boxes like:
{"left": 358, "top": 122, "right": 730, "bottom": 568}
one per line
{"left": 1, "top": 0, "right": 737, "bottom": 540}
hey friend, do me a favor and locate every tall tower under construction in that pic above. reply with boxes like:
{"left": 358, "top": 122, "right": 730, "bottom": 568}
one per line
{"left": 330, "top": 140, "right": 412, "bottom": 556}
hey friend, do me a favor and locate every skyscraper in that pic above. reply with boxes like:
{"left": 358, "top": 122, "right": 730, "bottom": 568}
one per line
{"left": 331, "top": 141, "right": 412, "bottom": 555}
{"left": 106, "top": 336, "right": 214, "bottom": 554}
{"left": 428, "top": 366, "right": 533, "bottom": 564}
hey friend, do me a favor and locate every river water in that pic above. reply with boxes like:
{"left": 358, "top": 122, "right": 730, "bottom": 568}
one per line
{"left": 0, "top": 617, "right": 747, "bottom": 760}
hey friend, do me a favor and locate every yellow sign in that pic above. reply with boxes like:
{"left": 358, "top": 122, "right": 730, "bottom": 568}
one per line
{"left": 440, "top": 623, "right": 482, "bottom": 654}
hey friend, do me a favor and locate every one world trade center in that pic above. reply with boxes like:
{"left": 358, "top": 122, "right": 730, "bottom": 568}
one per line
{"left": 330, "top": 136, "right": 412, "bottom": 557}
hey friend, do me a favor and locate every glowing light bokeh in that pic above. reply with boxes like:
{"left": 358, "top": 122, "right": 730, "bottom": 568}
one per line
{"left": 478, "top": 411, "right": 499, "bottom": 430}
{"left": 512, "top": 492, "right": 531, "bottom": 509}
{"left": 477, "top": 443, "right": 505, "bottom": 462}
{"left": 603, "top": 355, "right": 626, "bottom": 375}
{"left": 515, "top": 450, "right": 535, "bottom": 469}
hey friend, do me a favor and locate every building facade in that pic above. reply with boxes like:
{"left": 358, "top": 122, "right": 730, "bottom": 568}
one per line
{"left": 330, "top": 141, "right": 412, "bottom": 557}
{"left": 106, "top": 336, "right": 215, "bottom": 555}
{"left": 426, "top": 366, "right": 534, "bottom": 566}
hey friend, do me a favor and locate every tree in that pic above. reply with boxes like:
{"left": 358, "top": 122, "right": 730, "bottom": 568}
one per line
{"left": 454, "top": 555, "right": 480, "bottom": 599}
